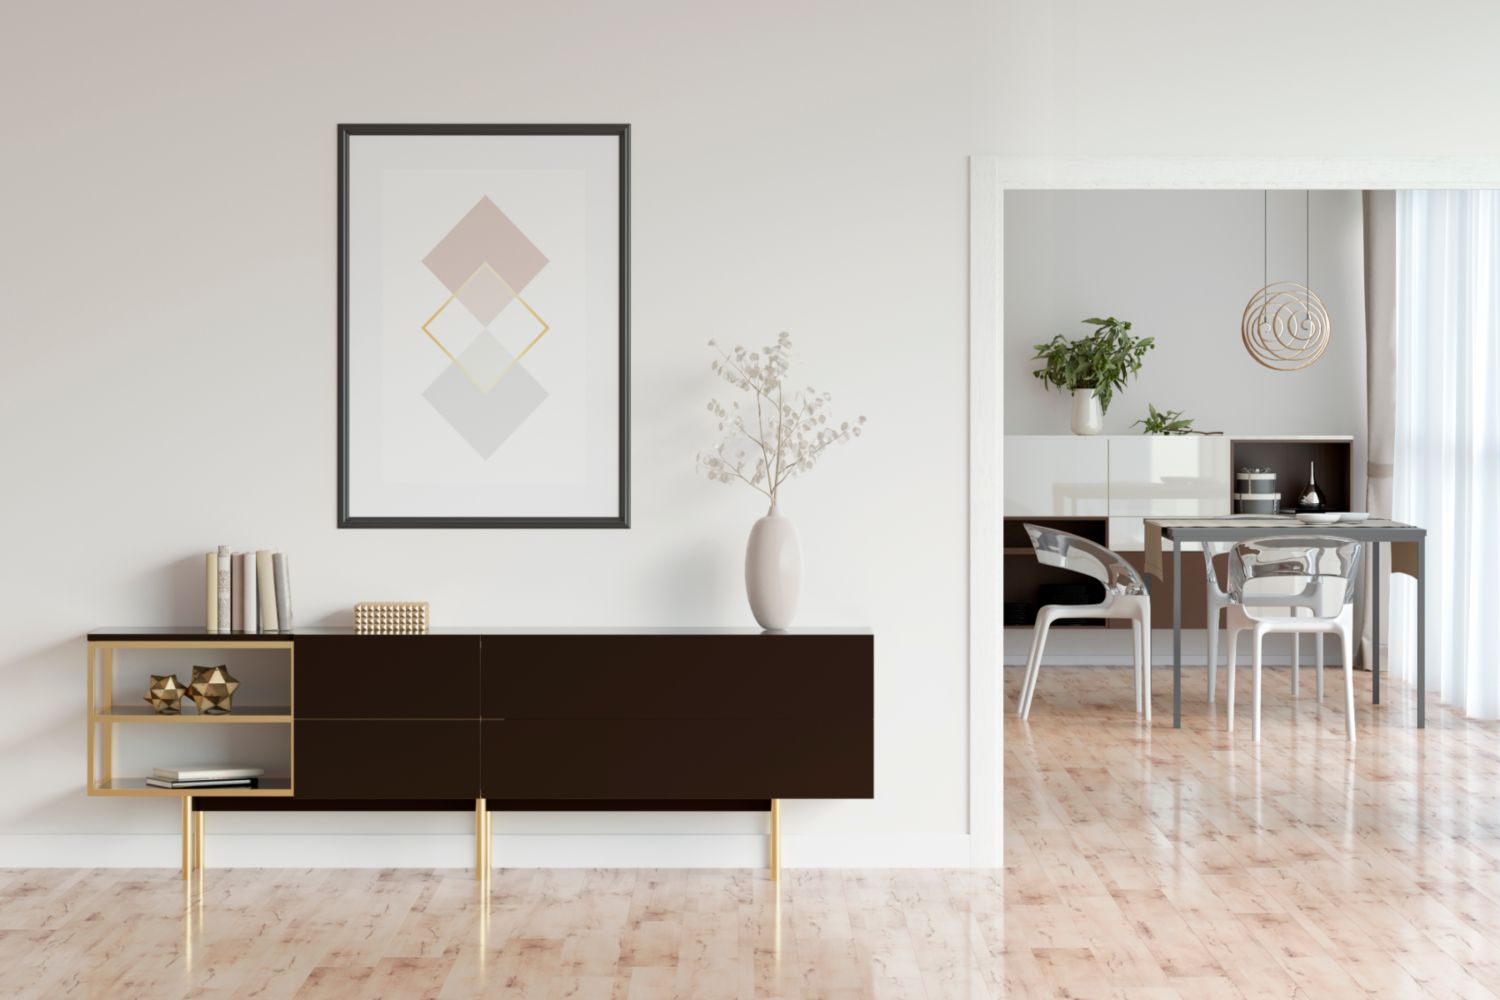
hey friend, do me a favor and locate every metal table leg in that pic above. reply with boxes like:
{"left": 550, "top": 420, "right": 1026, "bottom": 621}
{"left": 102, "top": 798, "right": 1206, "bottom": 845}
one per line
{"left": 1173, "top": 540, "right": 1182, "bottom": 729}
{"left": 1372, "top": 542, "right": 1381, "bottom": 705}
{"left": 1417, "top": 537, "right": 1426, "bottom": 728}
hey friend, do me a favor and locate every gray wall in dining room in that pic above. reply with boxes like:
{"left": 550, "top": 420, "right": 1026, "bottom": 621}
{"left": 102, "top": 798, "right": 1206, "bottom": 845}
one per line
{"left": 1004, "top": 190, "right": 1367, "bottom": 492}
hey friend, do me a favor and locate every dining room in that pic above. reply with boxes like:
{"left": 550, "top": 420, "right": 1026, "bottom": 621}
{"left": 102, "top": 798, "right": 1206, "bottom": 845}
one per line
{"left": 996, "top": 187, "right": 1500, "bottom": 996}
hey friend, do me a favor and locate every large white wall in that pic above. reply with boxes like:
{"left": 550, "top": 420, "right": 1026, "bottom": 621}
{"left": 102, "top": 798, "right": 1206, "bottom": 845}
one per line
{"left": 0, "top": 0, "right": 996, "bottom": 866}
{"left": 6, "top": 0, "right": 1500, "bottom": 866}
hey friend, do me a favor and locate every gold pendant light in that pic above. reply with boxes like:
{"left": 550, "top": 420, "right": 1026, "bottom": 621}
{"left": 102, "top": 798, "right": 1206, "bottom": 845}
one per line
{"left": 1242, "top": 191, "right": 1331, "bottom": 371}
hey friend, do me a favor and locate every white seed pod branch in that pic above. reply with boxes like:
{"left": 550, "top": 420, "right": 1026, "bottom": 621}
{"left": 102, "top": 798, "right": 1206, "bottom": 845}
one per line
{"left": 696, "top": 332, "right": 866, "bottom": 506}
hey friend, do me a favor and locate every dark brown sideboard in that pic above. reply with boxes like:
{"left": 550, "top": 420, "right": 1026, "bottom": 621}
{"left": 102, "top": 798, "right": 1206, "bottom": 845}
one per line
{"left": 85, "top": 627, "right": 874, "bottom": 880}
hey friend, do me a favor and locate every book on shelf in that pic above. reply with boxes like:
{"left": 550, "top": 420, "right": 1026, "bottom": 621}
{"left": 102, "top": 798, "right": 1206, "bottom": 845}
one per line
{"left": 145, "top": 777, "right": 261, "bottom": 789}
{"left": 153, "top": 765, "right": 264, "bottom": 781}
{"left": 230, "top": 554, "right": 244, "bottom": 631}
{"left": 215, "top": 546, "right": 231, "bottom": 633}
{"left": 256, "top": 549, "right": 278, "bottom": 632}
{"left": 239, "top": 551, "right": 258, "bottom": 633}
{"left": 210, "top": 545, "right": 293, "bottom": 633}
{"left": 273, "top": 552, "right": 293, "bottom": 631}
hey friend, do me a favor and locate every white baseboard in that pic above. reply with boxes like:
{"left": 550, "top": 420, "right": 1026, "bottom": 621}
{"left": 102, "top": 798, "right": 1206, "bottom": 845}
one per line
{"left": 0, "top": 833, "right": 972, "bottom": 870}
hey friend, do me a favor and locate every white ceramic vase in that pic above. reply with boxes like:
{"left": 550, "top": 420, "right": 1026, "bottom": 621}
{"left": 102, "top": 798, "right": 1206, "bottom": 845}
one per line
{"left": 745, "top": 504, "right": 801, "bottom": 631}
{"left": 1071, "top": 389, "right": 1103, "bottom": 435}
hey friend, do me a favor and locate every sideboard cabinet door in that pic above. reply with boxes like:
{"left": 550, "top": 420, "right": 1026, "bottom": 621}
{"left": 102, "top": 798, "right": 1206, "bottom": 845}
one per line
{"left": 295, "top": 635, "right": 480, "bottom": 718}
{"left": 295, "top": 721, "right": 480, "bottom": 799}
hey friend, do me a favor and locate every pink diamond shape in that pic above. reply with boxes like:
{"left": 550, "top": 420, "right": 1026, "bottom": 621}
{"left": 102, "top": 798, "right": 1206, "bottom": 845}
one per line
{"left": 423, "top": 197, "right": 548, "bottom": 326}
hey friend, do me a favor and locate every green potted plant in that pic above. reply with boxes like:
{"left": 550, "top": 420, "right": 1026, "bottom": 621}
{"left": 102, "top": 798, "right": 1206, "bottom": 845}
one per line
{"left": 1031, "top": 317, "right": 1155, "bottom": 435}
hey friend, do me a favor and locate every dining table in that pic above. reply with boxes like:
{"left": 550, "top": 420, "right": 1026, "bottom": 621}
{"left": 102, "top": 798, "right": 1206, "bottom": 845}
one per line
{"left": 1144, "top": 516, "right": 1428, "bottom": 729}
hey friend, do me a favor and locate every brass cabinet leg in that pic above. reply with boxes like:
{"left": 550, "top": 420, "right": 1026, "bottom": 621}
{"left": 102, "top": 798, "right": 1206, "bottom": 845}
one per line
{"left": 194, "top": 811, "right": 205, "bottom": 872}
{"left": 769, "top": 798, "right": 781, "bottom": 881}
{"left": 181, "top": 796, "right": 192, "bottom": 881}
{"left": 475, "top": 799, "right": 486, "bottom": 882}
{"left": 484, "top": 805, "right": 492, "bottom": 886}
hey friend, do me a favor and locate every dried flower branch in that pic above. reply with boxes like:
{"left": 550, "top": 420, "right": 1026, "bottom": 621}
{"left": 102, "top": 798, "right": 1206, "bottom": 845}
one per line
{"left": 696, "top": 332, "right": 866, "bottom": 509}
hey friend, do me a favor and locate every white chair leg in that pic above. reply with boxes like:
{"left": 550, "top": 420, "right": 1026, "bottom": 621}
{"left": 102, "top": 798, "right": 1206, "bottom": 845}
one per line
{"left": 1225, "top": 626, "right": 1238, "bottom": 732}
{"left": 1207, "top": 606, "right": 1219, "bottom": 707}
{"left": 1252, "top": 627, "right": 1264, "bottom": 743}
{"left": 1315, "top": 630, "right": 1325, "bottom": 702}
{"left": 1131, "top": 618, "right": 1143, "bottom": 715}
{"left": 1140, "top": 612, "right": 1152, "bottom": 723}
{"left": 1291, "top": 628, "right": 1300, "bottom": 697}
{"left": 1340, "top": 624, "right": 1356, "bottom": 743}
{"left": 1020, "top": 610, "right": 1055, "bottom": 719}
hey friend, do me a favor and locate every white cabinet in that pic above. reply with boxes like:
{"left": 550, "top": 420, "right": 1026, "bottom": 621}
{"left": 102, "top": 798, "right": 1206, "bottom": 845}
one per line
{"left": 1004, "top": 436, "right": 1109, "bottom": 516}
{"left": 1106, "top": 437, "right": 1231, "bottom": 550}
{"left": 1003, "top": 435, "right": 1232, "bottom": 550}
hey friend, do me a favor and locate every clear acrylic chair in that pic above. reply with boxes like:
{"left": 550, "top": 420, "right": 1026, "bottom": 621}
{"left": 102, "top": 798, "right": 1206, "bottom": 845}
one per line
{"left": 1203, "top": 541, "right": 1325, "bottom": 706}
{"left": 1018, "top": 524, "right": 1152, "bottom": 721}
{"left": 1222, "top": 535, "right": 1363, "bottom": 742}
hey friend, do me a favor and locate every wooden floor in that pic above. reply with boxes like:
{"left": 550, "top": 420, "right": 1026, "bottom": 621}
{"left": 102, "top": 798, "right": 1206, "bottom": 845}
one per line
{"left": 3, "top": 664, "right": 1497, "bottom": 998}
{"left": 1006, "top": 663, "right": 1500, "bottom": 999}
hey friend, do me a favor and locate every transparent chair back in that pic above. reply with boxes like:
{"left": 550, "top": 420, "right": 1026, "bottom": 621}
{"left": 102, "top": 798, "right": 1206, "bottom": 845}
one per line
{"left": 1227, "top": 535, "right": 1363, "bottom": 619}
{"left": 1201, "top": 540, "right": 1232, "bottom": 596}
{"left": 1024, "top": 523, "right": 1145, "bottom": 598}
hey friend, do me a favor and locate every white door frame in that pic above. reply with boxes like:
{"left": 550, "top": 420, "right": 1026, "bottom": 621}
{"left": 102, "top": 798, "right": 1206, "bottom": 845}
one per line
{"left": 965, "top": 155, "right": 1500, "bottom": 868}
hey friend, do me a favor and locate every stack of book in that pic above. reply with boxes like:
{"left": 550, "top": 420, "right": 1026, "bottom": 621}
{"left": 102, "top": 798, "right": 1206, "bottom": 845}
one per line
{"left": 146, "top": 766, "right": 264, "bottom": 790}
{"left": 204, "top": 547, "right": 293, "bottom": 634}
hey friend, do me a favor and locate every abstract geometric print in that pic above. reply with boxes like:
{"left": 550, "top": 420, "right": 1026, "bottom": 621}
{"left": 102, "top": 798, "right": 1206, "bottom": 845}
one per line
{"left": 419, "top": 196, "right": 552, "bottom": 459}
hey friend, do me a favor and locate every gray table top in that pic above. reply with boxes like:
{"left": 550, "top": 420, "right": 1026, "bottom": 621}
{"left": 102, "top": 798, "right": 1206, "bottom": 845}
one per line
{"left": 1149, "top": 516, "right": 1426, "bottom": 541}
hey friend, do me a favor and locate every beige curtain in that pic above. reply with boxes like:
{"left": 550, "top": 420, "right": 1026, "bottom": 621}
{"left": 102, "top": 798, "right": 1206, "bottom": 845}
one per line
{"left": 1358, "top": 190, "right": 1397, "bottom": 670}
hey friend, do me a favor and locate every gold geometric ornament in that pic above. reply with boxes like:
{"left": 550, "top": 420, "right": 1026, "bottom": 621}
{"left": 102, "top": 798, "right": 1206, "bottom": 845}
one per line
{"left": 189, "top": 664, "right": 240, "bottom": 715}
{"left": 1241, "top": 280, "right": 1332, "bottom": 372}
{"left": 354, "top": 601, "right": 430, "bottom": 635}
{"left": 144, "top": 674, "right": 186, "bottom": 714}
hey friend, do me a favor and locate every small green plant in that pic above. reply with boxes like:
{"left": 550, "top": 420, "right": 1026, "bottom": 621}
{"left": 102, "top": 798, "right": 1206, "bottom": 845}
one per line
{"left": 1031, "top": 317, "right": 1154, "bottom": 415}
{"left": 1133, "top": 403, "right": 1194, "bottom": 435}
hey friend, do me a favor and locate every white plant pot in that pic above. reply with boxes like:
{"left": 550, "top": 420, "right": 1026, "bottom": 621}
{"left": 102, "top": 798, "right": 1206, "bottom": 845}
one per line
{"left": 1071, "top": 389, "right": 1104, "bottom": 435}
{"left": 745, "top": 505, "right": 801, "bottom": 631}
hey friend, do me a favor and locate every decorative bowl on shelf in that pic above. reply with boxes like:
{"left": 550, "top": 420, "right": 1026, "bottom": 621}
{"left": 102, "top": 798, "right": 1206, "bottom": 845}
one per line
{"left": 1295, "top": 512, "right": 1341, "bottom": 525}
{"left": 1337, "top": 512, "right": 1371, "bottom": 523}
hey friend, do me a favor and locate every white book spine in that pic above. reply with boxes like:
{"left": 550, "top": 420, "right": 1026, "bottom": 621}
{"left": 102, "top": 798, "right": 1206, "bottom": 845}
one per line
{"left": 204, "top": 553, "right": 218, "bottom": 633}
{"left": 215, "top": 545, "right": 231, "bottom": 633}
{"left": 240, "top": 552, "right": 258, "bottom": 634}
{"left": 273, "top": 552, "right": 292, "bottom": 632}
{"left": 256, "top": 549, "right": 278, "bottom": 632}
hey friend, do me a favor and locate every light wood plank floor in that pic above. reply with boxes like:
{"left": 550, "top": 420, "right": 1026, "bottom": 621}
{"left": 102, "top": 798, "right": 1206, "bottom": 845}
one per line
{"left": 1006, "top": 663, "right": 1500, "bottom": 999}
{"left": 3, "top": 664, "right": 1496, "bottom": 998}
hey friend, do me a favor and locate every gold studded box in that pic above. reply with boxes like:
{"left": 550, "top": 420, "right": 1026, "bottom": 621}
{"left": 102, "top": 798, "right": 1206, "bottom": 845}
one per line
{"left": 353, "top": 601, "right": 430, "bottom": 635}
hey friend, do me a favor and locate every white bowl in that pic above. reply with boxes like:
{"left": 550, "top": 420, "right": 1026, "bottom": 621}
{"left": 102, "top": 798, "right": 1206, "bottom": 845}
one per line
{"left": 1295, "top": 512, "right": 1341, "bottom": 525}
{"left": 1337, "top": 511, "right": 1371, "bottom": 523}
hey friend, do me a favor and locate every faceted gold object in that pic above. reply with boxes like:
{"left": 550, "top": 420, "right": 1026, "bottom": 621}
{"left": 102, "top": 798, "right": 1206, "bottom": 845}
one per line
{"left": 353, "top": 601, "right": 430, "bottom": 635}
{"left": 189, "top": 664, "right": 240, "bottom": 715}
{"left": 144, "top": 674, "right": 186, "bottom": 714}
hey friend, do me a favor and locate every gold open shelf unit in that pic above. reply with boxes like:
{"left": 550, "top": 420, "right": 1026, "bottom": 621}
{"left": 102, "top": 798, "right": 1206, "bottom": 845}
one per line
{"left": 86, "top": 638, "right": 295, "bottom": 878}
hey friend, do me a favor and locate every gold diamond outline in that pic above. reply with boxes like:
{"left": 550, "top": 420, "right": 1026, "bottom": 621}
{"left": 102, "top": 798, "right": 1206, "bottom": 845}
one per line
{"left": 420, "top": 261, "right": 550, "bottom": 392}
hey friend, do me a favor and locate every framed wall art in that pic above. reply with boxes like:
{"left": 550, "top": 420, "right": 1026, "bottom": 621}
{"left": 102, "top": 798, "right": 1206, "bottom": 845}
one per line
{"left": 338, "top": 124, "right": 630, "bottom": 528}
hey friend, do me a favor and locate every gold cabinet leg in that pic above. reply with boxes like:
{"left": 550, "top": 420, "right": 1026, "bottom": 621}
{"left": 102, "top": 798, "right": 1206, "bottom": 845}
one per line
{"left": 194, "top": 811, "right": 205, "bottom": 872}
{"left": 484, "top": 804, "right": 492, "bottom": 887}
{"left": 475, "top": 799, "right": 486, "bottom": 882}
{"left": 769, "top": 798, "right": 781, "bottom": 881}
{"left": 181, "top": 796, "right": 192, "bottom": 881}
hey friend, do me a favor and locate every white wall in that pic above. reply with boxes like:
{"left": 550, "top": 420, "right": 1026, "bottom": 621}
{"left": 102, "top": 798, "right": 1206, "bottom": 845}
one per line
{"left": 7, "top": 0, "right": 1500, "bottom": 867}
{"left": 0, "top": 0, "right": 997, "bottom": 866}
{"left": 1005, "top": 190, "right": 1367, "bottom": 442}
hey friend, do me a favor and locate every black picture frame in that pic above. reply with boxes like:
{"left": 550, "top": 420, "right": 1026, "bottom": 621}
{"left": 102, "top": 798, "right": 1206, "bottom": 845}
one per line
{"left": 337, "top": 123, "right": 631, "bottom": 529}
